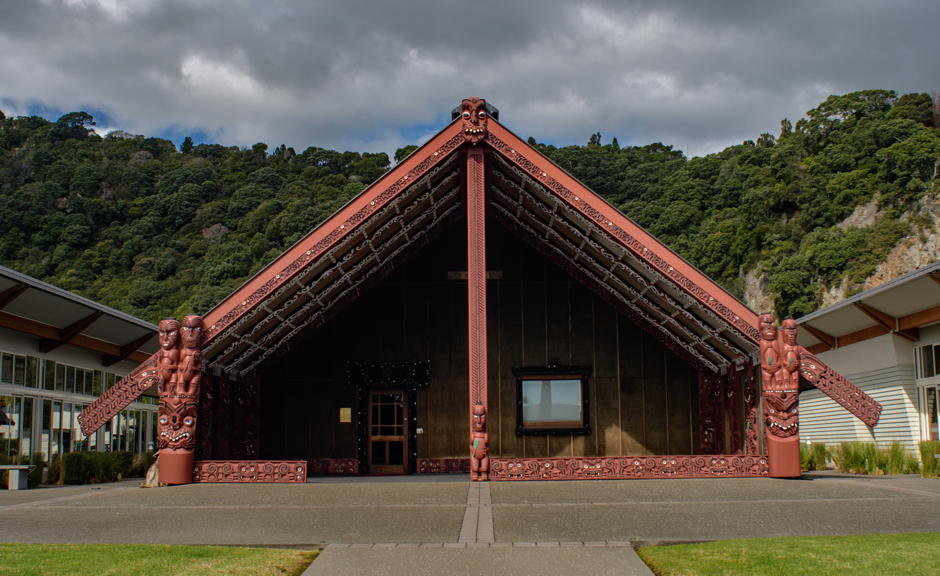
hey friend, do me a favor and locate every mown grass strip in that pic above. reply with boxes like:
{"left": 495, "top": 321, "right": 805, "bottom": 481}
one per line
{"left": 0, "top": 543, "right": 317, "bottom": 576}
{"left": 637, "top": 532, "right": 940, "bottom": 576}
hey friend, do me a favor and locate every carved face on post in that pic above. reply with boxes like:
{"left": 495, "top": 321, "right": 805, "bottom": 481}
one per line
{"left": 759, "top": 313, "right": 777, "bottom": 341}
{"left": 461, "top": 98, "right": 488, "bottom": 144}
{"left": 472, "top": 402, "right": 487, "bottom": 432}
{"left": 181, "top": 315, "right": 204, "bottom": 349}
{"left": 764, "top": 391, "right": 798, "bottom": 437}
{"left": 158, "top": 401, "right": 198, "bottom": 451}
{"left": 781, "top": 318, "right": 798, "bottom": 345}
{"left": 158, "top": 318, "right": 179, "bottom": 351}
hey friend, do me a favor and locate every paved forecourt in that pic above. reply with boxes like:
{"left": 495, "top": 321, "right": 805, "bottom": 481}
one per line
{"left": 2, "top": 472, "right": 939, "bottom": 575}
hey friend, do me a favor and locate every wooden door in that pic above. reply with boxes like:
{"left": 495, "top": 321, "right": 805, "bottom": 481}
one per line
{"left": 368, "top": 390, "right": 408, "bottom": 474}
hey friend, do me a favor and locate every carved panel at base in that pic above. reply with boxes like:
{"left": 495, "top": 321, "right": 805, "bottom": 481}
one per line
{"left": 799, "top": 349, "right": 882, "bottom": 427}
{"left": 309, "top": 458, "right": 360, "bottom": 475}
{"left": 417, "top": 458, "right": 470, "bottom": 474}
{"left": 490, "top": 455, "right": 768, "bottom": 481}
{"left": 193, "top": 460, "right": 307, "bottom": 483}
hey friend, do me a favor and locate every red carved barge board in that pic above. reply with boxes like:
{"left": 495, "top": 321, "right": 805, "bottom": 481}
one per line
{"left": 193, "top": 460, "right": 307, "bottom": 483}
{"left": 490, "top": 455, "right": 769, "bottom": 481}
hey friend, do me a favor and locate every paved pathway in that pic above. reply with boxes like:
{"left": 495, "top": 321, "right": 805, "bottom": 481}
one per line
{"left": 2, "top": 472, "right": 939, "bottom": 575}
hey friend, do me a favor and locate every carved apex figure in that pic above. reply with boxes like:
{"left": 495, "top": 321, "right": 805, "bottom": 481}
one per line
{"left": 460, "top": 97, "right": 489, "bottom": 144}
{"left": 156, "top": 314, "right": 204, "bottom": 485}
{"left": 177, "top": 314, "right": 204, "bottom": 397}
{"left": 470, "top": 402, "right": 489, "bottom": 481}
{"left": 758, "top": 313, "right": 782, "bottom": 385}
{"left": 156, "top": 318, "right": 180, "bottom": 396}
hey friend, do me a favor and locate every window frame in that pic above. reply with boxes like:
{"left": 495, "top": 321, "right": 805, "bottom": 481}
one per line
{"left": 514, "top": 365, "right": 592, "bottom": 436}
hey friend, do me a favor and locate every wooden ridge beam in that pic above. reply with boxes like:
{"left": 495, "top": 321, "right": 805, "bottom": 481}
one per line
{"left": 0, "top": 283, "right": 27, "bottom": 310}
{"left": 899, "top": 304, "right": 940, "bottom": 332}
{"left": 928, "top": 271, "right": 940, "bottom": 287}
{"left": 854, "top": 301, "right": 918, "bottom": 342}
{"left": 39, "top": 310, "right": 104, "bottom": 353}
{"left": 802, "top": 323, "right": 836, "bottom": 351}
{"left": 102, "top": 332, "right": 156, "bottom": 367}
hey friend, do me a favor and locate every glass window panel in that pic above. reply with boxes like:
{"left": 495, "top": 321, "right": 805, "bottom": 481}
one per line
{"left": 42, "top": 360, "right": 55, "bottom": 390}
{"left": 12, "top": 355, "right": 25, "bottom": 386}
{"left": 65, "top": 366, "right": 76, "bottom": 393}
{"left": 20, "top": 397, "right": 32, "bottom": 458}
{"left": 522, "top": 379, "right": 582, "bottom": 424}
{"left": 26, "top": 356, "right": 38, "bottom": 388}
{"left": 1, "top": 395, "right": 14, "bottom": 458}
{"left": 55, "top": 364, "right": 65, "bottom": 392}
{"left": 0, "top": 353, "right": 11, "bottom": 384}
{"left": 92, "top": 371, "right": 103, "bottom": 396}
{"left": 934, "top": 346, "right": 940, "bottom": 378}
{"left": 922, "top": 346, "right": 936, "bottom": 379}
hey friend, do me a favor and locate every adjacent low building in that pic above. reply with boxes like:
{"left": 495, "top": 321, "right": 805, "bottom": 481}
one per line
{"left": 797, "top": 261, "right": 940, "bottom": 455}
{"left": 0, "top": 265, "right": 159, "bottom": 471}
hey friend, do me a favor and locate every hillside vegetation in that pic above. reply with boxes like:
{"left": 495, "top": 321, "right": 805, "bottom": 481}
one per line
{"left": 0, "top": 90, "right": 937, "bottom": 323}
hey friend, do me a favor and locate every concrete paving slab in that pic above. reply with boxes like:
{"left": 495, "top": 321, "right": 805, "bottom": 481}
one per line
{"left": 302, "top": 547, "right": 654, "bottom": 576}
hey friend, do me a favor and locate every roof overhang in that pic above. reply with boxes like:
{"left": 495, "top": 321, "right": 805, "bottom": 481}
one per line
{"left": 798, "top": 261, "right": 940, "bottom": 353}
{"left": 0, "top": 265, "right": 158, "bottom": 365}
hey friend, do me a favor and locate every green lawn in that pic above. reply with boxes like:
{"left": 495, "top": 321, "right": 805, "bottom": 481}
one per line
{"left": 637, "top": 532, "right": 940, "bottom": 576}
{"left": 0, "top": 543, "right": 317, "bottom": 576}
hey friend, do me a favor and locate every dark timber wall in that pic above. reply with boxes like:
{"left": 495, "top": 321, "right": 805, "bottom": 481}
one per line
{"left": 259, "top": 217, "right": 699, "bottom": 463}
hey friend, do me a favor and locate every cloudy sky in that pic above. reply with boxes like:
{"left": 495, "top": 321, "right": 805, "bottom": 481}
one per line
{"left": 1, "top": 0, "right": 937, "bottom": 158}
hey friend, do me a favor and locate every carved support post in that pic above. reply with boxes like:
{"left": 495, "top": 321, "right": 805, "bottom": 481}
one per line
{"left": 466, "top": 130, "right": 489, "bottom": 481}
{"left": 743, "top": 364, "right": 761, "bottom": 455}
{"left": 759, "top": 314, "right": 800, "bottom": 478}
{"left": 698, "top": 370, "right": 721, "bottom": 454}
{"left": 157, "top": 314, "right": 204, "bottom": 485}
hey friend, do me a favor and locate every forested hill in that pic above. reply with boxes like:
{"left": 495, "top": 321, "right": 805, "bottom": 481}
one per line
{"left": 1, "top": 90, "right": 938, "bottom": 324}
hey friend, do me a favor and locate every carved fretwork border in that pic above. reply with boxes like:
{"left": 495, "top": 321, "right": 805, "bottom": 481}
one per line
{"left": 490, "top": 455, "right": 768, "bottom": 481}
{"left": 309, "top": 458, "right": 360, "bottom": 475}
{"left": 799, "top": 348, "right": 882, "bottom": 427}
{"left": 78, "top": 356, "right": 158, "bottom": 436}
{"left": 484, "top": 130, "right": 761, "bottom": 345}
{"left": 192, "top": 460, "right": 307, "bottom": 483}
{"left": 417, "top": 458, "right": 471, "bottom": 474}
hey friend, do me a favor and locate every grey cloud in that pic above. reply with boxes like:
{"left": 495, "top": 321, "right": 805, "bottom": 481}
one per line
{"left": 0, "top": 0, "right": 936, "bottom": 158}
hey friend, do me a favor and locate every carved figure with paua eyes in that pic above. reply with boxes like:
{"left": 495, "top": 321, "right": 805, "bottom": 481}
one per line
{"left": 460, "top": 98, "right": 489, "bottom": 144}
{"left": 158, "top": 400, "right": 197, "bottom": 451}
{"left": 156, "top": 318, "right": 180, "bottom": 395}
{"left": 470, "top": 402, "right": 489, "bottom": 481}
{"left": 177, "top": 315, "right": 203, "bottom": 396}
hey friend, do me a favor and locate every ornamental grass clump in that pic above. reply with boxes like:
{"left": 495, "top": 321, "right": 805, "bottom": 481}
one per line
{"left": 831, "top": 442, "right": 919, "bottom": 475}
{"left": 800, "top": 442, "right": 830, "bottom": 471}
{"left": 920, "top": 441, "right": 940, "bottom": 478}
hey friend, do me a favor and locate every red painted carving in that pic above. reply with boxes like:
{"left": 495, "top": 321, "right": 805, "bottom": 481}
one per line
{"left": 466, "top": 146, "right": 490, "bottom": 480}
{"left": 760, "top": 314, "right": 801, "bottom": 478}
{"left": 193, "top": 460, "right": 306, "bottom": 483}
{"left": 799, "top": 349, "right": 882, "bottom": 427}
{"left": 490, "top": 455, "right": 768, "bottom": 481}
{"left": 158, "top": 314, "right": 205, "bottom": 485}
{"left": 743, "top": 365, "right": 761, "bottom": 455}
{"left": 417, "top": 458, "right": 471, "bottom": 474}
{"left": 470, "top": 403, "right": 489, "bottom": 481}
{"left": 460, "top": 97, "right": 489, "bottom": 144}
{"left": 232, "top": 375, "right": 260, "bottom": 459}
{"left": 77, "top": 356, "right": 158, "bottom": 436}
{"left": 698, "top": 371, "right": 722, "bottom": 454}
{"left": 309, "top": 458, "right": 359, "bottom": 475}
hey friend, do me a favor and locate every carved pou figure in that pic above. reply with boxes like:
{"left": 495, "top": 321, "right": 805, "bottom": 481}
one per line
{"left": 157, "top": 314, "right": 205, "bottom": 485}
{"left": 470, "top": 402, "right": 489, "bottom": 481}
{"left": 156, "top": 318, "right": 180, "bottom": 396}
{"left": 460, "top": 97, "right": 489, "bottom": 145}
{"left": 759, "top": 313, "right": 801, "bottom": 478}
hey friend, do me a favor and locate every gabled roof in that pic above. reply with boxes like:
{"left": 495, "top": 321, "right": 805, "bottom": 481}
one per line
{"left": 186, "top": 106, "right": 762, "bottom": 380}
{"left": 80, "top": 98, "right": 882, "bottom": 436}
{"left": 0, "top": 265, "right": 157, "bottom": 365}
{"left": 798, "top": 260, "right": 940, "bottom": 352}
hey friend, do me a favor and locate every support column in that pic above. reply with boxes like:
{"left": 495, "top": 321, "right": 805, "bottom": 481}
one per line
{"left": 466, "top": 147, "right": 490, "bottom": 481}
{"left": 157, "top": 314, "right": 205, "bottom": 485}
{"left": 759, "top": 314, "right": 801, "bottom": 478}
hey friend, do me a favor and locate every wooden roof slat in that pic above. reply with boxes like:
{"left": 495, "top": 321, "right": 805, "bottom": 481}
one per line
{"left": 0, "top": 283, "right": 28, "bottom": 309}
{"left": 39, "top": 310, "right": 104, "bottom": 353}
